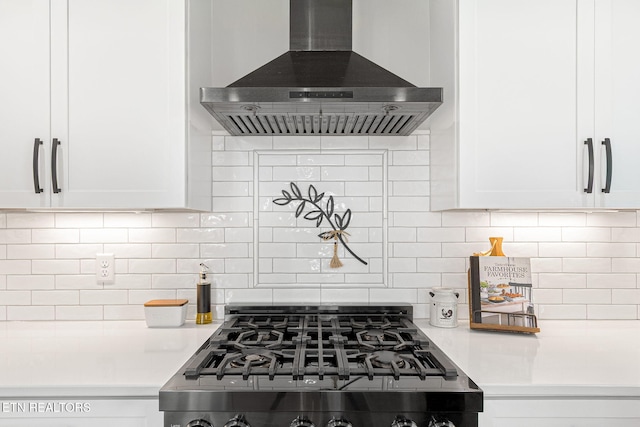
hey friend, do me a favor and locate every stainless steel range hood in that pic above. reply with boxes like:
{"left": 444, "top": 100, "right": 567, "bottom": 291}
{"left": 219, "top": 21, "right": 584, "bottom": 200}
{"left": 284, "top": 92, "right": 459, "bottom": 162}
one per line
{"left": 200, "top": 0, "right": 442, "bottom": 136}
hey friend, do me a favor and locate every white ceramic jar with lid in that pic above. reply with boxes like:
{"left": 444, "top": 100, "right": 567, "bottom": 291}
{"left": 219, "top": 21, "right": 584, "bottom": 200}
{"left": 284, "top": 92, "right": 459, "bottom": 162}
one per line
{"left": 429, "top": 287, "right": 459, "bottom": 328}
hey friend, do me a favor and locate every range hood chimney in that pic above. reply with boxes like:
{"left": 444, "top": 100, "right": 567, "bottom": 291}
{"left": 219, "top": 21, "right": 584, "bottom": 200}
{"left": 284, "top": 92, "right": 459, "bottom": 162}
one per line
{"left": 200, "top": 0, "right": 442, "bottom": 136}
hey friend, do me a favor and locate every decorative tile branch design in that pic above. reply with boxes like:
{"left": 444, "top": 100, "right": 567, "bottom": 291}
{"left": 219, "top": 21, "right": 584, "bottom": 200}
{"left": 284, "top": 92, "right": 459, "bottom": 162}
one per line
{"left": 273, "top": 182, "right": 368, "bottom": 267}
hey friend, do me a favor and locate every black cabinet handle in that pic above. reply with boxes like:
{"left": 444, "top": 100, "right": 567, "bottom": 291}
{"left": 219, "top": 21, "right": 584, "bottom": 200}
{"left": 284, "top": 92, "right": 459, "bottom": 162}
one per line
{"left": 584, "top": 138, "right": 594, "bottom": 193}
{"left": 602, "top": 138, "right": 612, "bottom": 193}
{"left": 32, "top": 138, "right": 43, "bottom": 194}
{"left": 52, "top": 138, "right": 61, "bottom": 193}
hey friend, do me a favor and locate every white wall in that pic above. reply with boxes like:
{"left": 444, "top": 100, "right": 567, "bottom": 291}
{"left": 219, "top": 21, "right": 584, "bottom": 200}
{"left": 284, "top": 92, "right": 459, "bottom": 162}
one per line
{"left": 1, "top": 133, "right": 639, "bottom": 321}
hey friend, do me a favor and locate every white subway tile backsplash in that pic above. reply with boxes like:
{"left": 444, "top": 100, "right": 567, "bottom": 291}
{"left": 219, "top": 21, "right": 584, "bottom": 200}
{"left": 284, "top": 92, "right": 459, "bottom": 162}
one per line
{"left": 387, "top": 165, "right": 429, "bottom": 181}
{"left": 539, "top": 243, "right": 586, "bottom": 258}
{"left": 201, "top": 213, "right": 250, "bottom": 228}
{"left": 7, "top": 213, "right": 54, "bottom": 228}
{"left": 392, "top": 151, "right": 429, "bottom": 166}
{"left": 538, "top": 304, "right": 587, "bottom": 320}
{"left": 490, "top": 212, "right": 538, "bottom": 226}
{"left": 272, "top": 288, "right": 321, "bottom": 303}
{"left": 392, "top": 181, "right": 429, "bottom": 196}
{"left": 129, "top": 228, "right": 175, "bottom": 243}
{"left": 612, "top": 289, "right": 640, "bottom": 304}
{"left": 612, "top": 258, "right": 640, "bottom": 273}
{"left": 80, "top": 290, "right": 128, "bottom": 305}
{"left": 32, "top": 260, "right": 80, "bottom": 275}
{"left": 538, "top": 273, "right": 586, "bottom": 289}
{"left": 0, "top": 290, "right": 31, "bottom": 305}
{"left": 417, "top": 258, "right": 466, "bottom": 273}
{"left": 389, "top": 196, "right": 429, "bottom": 212}
{"left": 104, "top": 213, "right": 151, "bottom": 228}
{"left": 587, "top": 273, "right": 636, "bottom": 288}
{"left": 7, "top": 275, "right": 54, "bottom": 290}
{"left": 104, "top": 305, "right": 144, "bottom": 320}
{"left": 80, "top": 228, "right": 128, "bottom": 243}
{"left": 563, "top": 289, "right": 611, "bottom": 304}
{"left": 587, "top": 304, "right": 637, "bottom": 320}
{"left": 151, "top": 212, "right": 200, "bottom": 228}
{"left": 31, "top": 229, "right": 78, "bottom": 244}
{"left": 320, "top": 288, "right": 369, "bottom": 303}
{"left": 0, "top": 229, "right": 32, "bottom": 244}
{"left": 587, "top": 242, "right": 636, "bottom": 258}
{"left": 55, "top": 275, "right": 97, "bottom": 290}
{"left": 562, "top": 227, "right": 611, "bottom": 242}
{"left": 103, "top": 244, "right": 151, "bottom": 258}
{"left": 55, "top": 305, "right": 103, "bottom": 321}
{"left": 7, "top": 306, "right": 55, "bottom": 321}
{"left": 7, "top": 244, "right": 55, "bottom": 259}
{"left": 129, "top": 259, "right": 176, "bottom": 274}
{"left": 442, "top": 211, "right": 490, "bottom": 227}
{"left": 55, "top": 213, "right": 104, "bottom": 228}
{"left": 212, "top": 151, "right": 250, "bottom": 166}
{"left": 320, "top": 136, "right": 369, "bottom": 150}
{"left": 0, "top": 260, "right": 31, "bottom": 275}
{"left": 586, "top": 211, "right": 637, "bottom": 227}
{"left": 369, "top": 136, "right": 416, "bottom": 150}
{"left": 612, "top": 227, "right": 640, "bottom": 242}
{"left": 55, "top": 244, "right": 104, "bottom": 259}
{"left": 33, "top": 290, "right": 79, "bottom": 305}
{"left": 150, "top": 243, "right": 199, "bottom": 259}
{"left": 419, "top": 228, "right": 465, "bottom": 243}
{"left": 393, "top": 243, "right": 441, "bottom": 258}
{"left": 538, "top": 212, "right": 586, "bottom": 226}
{"left": 563, "top": 258, "right": 611, "bottom": 273}
{"left": 0, "top": 134, "right": 638, "bottom": 320}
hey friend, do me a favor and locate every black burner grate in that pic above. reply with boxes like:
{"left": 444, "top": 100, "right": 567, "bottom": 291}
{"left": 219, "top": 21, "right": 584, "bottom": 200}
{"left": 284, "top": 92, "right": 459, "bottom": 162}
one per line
{"left": 183, "top": 314, "right": 458, "bottom": 381}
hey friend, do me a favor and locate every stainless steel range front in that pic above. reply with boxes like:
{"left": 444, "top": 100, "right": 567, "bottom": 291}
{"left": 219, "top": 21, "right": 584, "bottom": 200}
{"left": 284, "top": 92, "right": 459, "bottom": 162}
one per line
{"left": 160, "top": 305, "right": 483, "bottom": 427}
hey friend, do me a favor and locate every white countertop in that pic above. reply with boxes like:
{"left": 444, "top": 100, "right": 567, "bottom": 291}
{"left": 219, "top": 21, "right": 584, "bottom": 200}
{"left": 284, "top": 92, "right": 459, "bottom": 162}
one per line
{"left": 415, "top": 319, "right": 640, "bottom": 399}
{"left": 1, "top": 319, "right": 639, "bottom": 399}
{"left": 0, "top": 320, "right": 221, "bottom": 398}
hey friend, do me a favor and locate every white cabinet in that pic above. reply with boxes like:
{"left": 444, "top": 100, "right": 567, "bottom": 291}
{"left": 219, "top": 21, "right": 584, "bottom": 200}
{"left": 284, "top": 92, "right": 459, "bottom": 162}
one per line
{"left": 479, "top": 397, "right": 640, "bottom": 426}
{"left": 429, "top": 0, "right": 640, "bottom": 210}
{"left": 0, "top": 399, "right": 163, "bottom": 426}
{"left": 0, "top": 0, "right": 51, "bottom": 208}
{"left": 0, "top": 0, "right": 212, "bottom": 210}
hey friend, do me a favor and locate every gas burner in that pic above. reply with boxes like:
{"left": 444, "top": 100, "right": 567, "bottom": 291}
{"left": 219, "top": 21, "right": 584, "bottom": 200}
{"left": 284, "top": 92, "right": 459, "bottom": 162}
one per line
{"left": 246, "top": 316, "right": 289, "bottom": 329}
{"left": 232, "top": 329, "right": 284, "bottom": 350}
{"left": 230, "top": 352, "right": 272, "bottom": 368}
{"left": 350, "top": 317, "right": 392, "bottom": 330}
{"left": 361, "top": 328, "right": 385, "bottom": 341}
{"left": 355, "top": 329, "right": 413, "bottom": 351}
{"left": 368, "top": 350, "right": 407, "bottom": 369}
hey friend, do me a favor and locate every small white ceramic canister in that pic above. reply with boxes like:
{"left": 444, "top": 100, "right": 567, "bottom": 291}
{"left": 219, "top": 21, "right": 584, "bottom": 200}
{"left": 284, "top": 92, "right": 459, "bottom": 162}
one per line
{"left": 429, "top": 287, "right": 459, "bottom": 328}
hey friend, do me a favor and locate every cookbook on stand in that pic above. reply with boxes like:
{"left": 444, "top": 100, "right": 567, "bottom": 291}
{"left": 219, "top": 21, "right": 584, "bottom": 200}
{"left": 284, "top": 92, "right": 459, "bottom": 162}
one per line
{"left": 468, "top": 256, "right": 540, "bottom": 334}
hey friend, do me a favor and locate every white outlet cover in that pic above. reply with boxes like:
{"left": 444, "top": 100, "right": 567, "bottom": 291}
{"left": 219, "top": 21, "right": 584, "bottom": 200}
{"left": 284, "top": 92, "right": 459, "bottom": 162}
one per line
{"left": 96, "top": 253, "right": 115, "bottom": 283}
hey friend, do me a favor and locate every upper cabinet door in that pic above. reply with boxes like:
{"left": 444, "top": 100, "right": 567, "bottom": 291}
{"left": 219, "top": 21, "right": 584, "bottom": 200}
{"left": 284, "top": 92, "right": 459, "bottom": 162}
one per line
{"left": 0, "top": 0, "right": 51, "bottom": 208}
{"left": 50, "top": 0, "right": 187, "bottom": 209}
{"left": 594, "top": 0, "right": 640, "bottom": 208}
{"left": 457, "top": 0, "right": 588, "bottom": 209}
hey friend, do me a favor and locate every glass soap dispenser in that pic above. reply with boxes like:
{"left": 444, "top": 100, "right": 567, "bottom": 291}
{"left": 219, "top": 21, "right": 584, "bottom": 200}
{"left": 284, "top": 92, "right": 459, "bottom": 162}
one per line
{"left": 196, "top": 263, "right": 212, "bottom": 324}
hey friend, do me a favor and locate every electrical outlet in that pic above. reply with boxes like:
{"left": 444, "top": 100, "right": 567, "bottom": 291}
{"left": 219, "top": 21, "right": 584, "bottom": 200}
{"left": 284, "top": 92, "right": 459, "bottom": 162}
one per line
{"left": 96, "top": 253, "right": 115, "bottom": 283}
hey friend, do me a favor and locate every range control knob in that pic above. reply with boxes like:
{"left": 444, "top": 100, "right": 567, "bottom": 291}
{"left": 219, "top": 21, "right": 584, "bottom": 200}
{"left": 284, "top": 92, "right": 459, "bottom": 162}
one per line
{"left": 187, "top": 420, "right": 213, "bottom": 427}
{"left": 290, "top": 416, "right": 315, "bottom": 427}
{"left": 428, "top": 415, "right": 456, "bottom": 427}
{"left": 327, "top": 417, "right": 353, "bottom": 427}
{"left": 224, "top": 414, "right": 250, "bottom": 427}
{"left": 391, "top": 416, "right": 417, "bottom": 427}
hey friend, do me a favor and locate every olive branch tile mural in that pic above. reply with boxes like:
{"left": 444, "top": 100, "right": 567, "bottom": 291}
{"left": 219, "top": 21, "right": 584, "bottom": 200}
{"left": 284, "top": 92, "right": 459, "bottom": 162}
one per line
{"left": 254, "top": 150, "right": 387, "bottom": 288}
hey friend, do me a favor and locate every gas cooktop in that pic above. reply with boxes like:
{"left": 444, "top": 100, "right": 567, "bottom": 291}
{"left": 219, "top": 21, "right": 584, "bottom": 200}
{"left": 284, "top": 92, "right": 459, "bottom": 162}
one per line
{"left": 160, "top": 305, "right": 483, "bottom": 427}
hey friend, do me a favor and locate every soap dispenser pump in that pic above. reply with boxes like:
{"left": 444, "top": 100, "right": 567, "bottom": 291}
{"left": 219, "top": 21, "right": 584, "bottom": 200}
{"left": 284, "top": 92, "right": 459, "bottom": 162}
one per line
{"left": 196, "top": 263, "right": 212, "bottom": 324}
